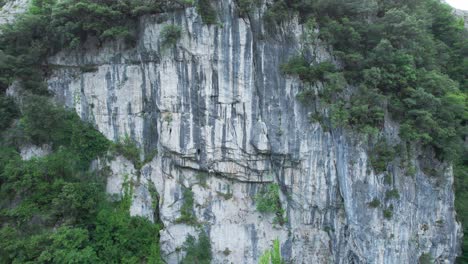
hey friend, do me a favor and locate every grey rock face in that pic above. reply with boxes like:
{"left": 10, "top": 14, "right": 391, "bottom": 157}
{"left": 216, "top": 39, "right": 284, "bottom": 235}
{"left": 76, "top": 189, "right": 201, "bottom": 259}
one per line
{"left": 0, "top": 0, "right": 28, "bottom": 26}
{"left": 20, "top": 144, "right": 51, "bottom": 160}
{"left": 42, "top": 1, "right": 460, "bottom": 263}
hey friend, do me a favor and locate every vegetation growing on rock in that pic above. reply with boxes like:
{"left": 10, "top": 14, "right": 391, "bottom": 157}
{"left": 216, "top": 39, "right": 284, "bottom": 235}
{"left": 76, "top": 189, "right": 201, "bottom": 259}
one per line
{"left": 0, "top": 0, "right": 171, "bottom": 262}
{"left": 180, "top": 230, "right": 212, "bottom": 264}
{"left": 160, "top": 24, "right": 182, "bottom": 47}
{"left": 0, "top": 0, "right": 466, "bottom": 262}
{"left": 272, "top": 1, "right": 467, "bottom": 258}
{"left": 258, "top": 239, "right": 283, "bottom": 264}
{"left": 255, "top": 183, "right": 287, "bottom": 225}
{"left": 176, "top": 186, "right": 198, "bottom": 225}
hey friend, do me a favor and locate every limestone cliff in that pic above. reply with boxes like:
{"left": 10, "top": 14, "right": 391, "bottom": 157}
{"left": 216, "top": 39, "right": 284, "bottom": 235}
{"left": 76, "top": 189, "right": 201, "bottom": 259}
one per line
{"left": 2, "top": 0, "right": 463, "bottom": 263}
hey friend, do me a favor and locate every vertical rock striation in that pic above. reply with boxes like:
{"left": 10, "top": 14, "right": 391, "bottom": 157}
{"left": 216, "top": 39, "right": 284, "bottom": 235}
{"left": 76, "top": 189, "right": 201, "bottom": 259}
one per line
{"left": 11, "top": 0, "right": 459, "bottom": 263}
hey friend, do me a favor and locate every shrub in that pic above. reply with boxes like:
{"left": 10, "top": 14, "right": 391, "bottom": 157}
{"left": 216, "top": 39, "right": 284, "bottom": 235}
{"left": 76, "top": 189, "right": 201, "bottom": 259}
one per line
{"left": 263, "top": 0, "right": 289, "bottom": 31}
{"left": 418, "top": 253, "right": 433, "bottom": 264}
{"left": 92, "top": 206, "right": 162, "bottom": 263}
{"left": 370, "top": 139, "right": 396, "bottom": 174}
{"left": 383, "top": 205, "right": 394, "bottom": 219}
{"left": 368, "top": 198, "right": 381, "bottom": 208}
{"left": 19, "top": 95, "right": 109, "bottom": 166}
{"left": 0, "top": 1, "right": 173, "bottom": 263}
{"left": 70, "top": 119, "right": 110, "bottom": 165}
{"left": 281, "top": 57, "right": 336, "bottom": 84}
{"left": 384, "top": 173, "right": 392, "bottom": 185}
{"left": 217, "top": 191, "right": 233, "bottom": 200}
{"left": 176, "top": 187, "right": 197, "bottom": 225}
{"left": 195, "top": 172, "right": 209, "bottom": 188}
{"left": 0, "top": 0, "right": 187, "bottom": 94}
{"left": 113, "top": 136, "right": 141, "bottom": 168}
{"left": 329, "top": 102, "right": 350, "bottom": 128}
{"left": 197, "top": 0, "right": 217, "bottom": 24}
{"left": 407, "top": 165, "right": 417, "bottom": 177}
{"left": 385, "top": 189, "right": 400, "bottom": 200}
{"left": 255, "top": 183, "right": 286, "bottom": 225}
{"left": 273, "top": 0, "right": 467, "bottom": 167}
{"left": 259, "top": 239, "right": 282, "bottom": 264}
{"left": 180, "top": 230, "right": 212, "bottom": 264}
{"left": 0, "top": 95, "right": 19, "bottom": 131}
{"left": 236, "top": 0, "right": 261, "bottom": 17}
{"left": 160, "top": 24, "right": 182, "bottom": 47}
{"left": 383, "top": 209, "right": 393, "bottom": 219}
{"left": 0, "top": 140, "right": 162, "bottom": 263}
{"left": 21, "top": 96, "right": 68, "bottom": 145}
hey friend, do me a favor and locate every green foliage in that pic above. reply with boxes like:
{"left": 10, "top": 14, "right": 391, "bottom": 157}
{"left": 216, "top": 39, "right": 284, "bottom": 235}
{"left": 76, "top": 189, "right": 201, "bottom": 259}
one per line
{"left": 0, "top": 136, "right": 162, "bottom": 264}
{"left": 255, "top": 183, "right": 286, "bottom": 225}
{"left": 455, "top": 152, "right": 468, "bottom": 262}
{"left": 35, "top": 227, "right": 99, "bottom": 263}
{"left": 113, "top": 135, "right": 157, "bottom": 169}
{"left": 176, "top": 187, "right": 197, "bottom": 225}
{"left": 329, "top": 102, "right": 350, "bottom": 128}
{"left": 384, "top": 173, "right": 392, "bottom": 185}
{"left": 48, "top": 0, "right": 184, "bottom": 47}
{"left": 0, "top": 55, "right": 160, "bottom": 264}
{"left": 197, "top": 0, "right": 217, "bottom": 24}
{"left": 368, "top": 198, "right": 381, "bottom": 208}
{"left": 277, "top": 0, "right": 467, "bottom": 164}
{"left": 0, "top": 97, "right": 163, "bottom": 262}
{"left": 383, "top": 205, "right": 394, "bottom": 219}
{"left": 19, "top": 95, "right": 110, "bottom": 166}
{"left": 263, "top": 0, "right": 290, "bottom": 31}
{"left": 148, "top": 180, "right": 160, "bottom": 212}
{"left": 385, "top": 189, "right": 400, "bottom": 200}
{"left": 160, "top": 24, "right": 182, "bottom": 47}
{"left": 217, "top": 191, "right": 233, "bottom": 200}
{"left": 0, "top": 95, "right": 18, "bottom": 130}
{"left": 196, "top": 172, "right": 209, "bottom": 188}
{"left": 0, "top": 0, "right": 185, "bottom": 94}
{"left": 180, "top": 230, "right": 212, "bottom": 264}
{"left": 92, "top": 205, "right": 161, "bottom": 263}
{"left": 0, "top": 1, "right": 173, "bottom": 263}
{"left": 281, "top": 57, "right": 336, "bottom": 83}
{"left": 114, "top": 136, "right": 141, "bottom": 167}
{"left": 258, "top": 239, "right": 283, "bottom": 264}
{"left": 383, "top": 209, "right": 393, "bottom": 219}
{"left": 236, "top": 0, "right": 261, "bottom": 18}
{"left": 419, "top": 253, "right": 433, "bottom": 264}
{"left": 403, "top": 165, "right": 415, "bottom": 177}
{"left": 369, "top": 139, "right": 396, "bottom": 174}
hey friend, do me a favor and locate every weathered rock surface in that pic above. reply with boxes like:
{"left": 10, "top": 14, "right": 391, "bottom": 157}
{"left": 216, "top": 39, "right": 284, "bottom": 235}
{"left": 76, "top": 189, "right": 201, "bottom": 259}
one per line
{"left": 20, "top": 144, "right": 51, "bottom": 160}
{"left": 2, "top": 0, "right": 462, "bottom": 263}
{"left": 0, "top": 0, "right": 28, "bottom": 25}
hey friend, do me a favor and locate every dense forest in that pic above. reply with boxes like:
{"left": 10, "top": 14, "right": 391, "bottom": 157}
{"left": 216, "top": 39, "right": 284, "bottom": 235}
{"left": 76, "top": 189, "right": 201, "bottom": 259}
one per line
{"left": 0, "top": 0, "right": 466, "bottom": 263}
